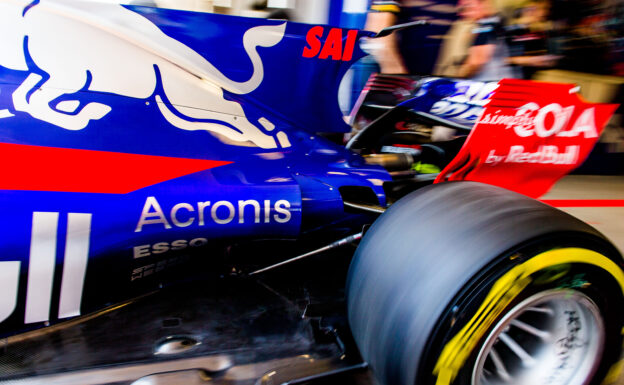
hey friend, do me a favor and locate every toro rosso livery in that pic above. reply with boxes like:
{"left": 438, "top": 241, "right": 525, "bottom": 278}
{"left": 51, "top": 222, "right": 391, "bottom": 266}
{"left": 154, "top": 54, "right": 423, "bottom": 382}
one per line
{"left": 0, "top": 2, "right": 623, "bottom": 385}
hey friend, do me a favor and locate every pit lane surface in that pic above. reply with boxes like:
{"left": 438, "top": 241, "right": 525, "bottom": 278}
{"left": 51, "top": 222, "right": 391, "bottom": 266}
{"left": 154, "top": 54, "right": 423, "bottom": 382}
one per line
{"left": 541, "top": 175, "right": 624, "bottom": 254}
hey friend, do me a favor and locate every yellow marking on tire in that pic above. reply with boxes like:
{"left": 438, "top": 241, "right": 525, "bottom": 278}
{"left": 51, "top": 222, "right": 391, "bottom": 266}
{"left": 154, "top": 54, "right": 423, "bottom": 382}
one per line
{"left": 602, "top": 359, "right": 624, "bottom": 385}
{"left": 433, "top": 248, "right": 624, "bottom": 385}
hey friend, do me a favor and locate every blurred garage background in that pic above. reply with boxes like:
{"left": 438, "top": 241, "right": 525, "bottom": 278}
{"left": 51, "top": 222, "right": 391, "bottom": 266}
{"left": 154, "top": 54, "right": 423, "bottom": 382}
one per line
{"left": 104, "top": 0, "right": 623, "bottom": 176}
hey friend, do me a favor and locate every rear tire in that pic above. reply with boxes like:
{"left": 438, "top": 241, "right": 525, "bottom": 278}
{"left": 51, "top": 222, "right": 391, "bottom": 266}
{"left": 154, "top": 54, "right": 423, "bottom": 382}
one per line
{"left": 347, "top": 182, "right": 624, "bottom": 385}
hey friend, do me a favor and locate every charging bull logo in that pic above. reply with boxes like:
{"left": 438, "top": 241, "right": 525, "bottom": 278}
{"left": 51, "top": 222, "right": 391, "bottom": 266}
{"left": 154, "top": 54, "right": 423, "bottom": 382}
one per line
{"left": 0, "top": 0, "right": 290, "bottom": 149}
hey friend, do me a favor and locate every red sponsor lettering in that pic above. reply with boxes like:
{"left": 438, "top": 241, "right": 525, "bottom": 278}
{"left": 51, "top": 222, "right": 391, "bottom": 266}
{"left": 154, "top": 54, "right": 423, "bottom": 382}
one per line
{"left": 318, "top": 28, "right": 343, "bottom": 60}
{"left": 302, "top": 25, "right": 324, "bottom": 58}
{"left": 342, "top": 29, "right": 358, "bottom": 61}
{"left": 302, "top": 26, "right": 358, "bottom": 61}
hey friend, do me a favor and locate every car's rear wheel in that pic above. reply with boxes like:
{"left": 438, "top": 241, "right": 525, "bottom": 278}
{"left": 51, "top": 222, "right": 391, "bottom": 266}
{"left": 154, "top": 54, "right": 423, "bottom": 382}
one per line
{"left": 471, "top": 289, "right": 604, "bottom": 385}
{"left": 347, "top": 182, "right": 624, "bottom": 385}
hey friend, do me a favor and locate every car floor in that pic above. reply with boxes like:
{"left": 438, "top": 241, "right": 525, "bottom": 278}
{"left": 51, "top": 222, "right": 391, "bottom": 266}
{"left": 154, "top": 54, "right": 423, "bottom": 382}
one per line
{"left": 3, "top": 176, "right": 622, "bottom": 385}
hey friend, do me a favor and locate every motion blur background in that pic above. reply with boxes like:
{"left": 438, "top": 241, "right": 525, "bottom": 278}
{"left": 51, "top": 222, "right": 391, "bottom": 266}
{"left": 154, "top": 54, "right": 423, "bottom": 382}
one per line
{"left": 110, "top": 0, "right": 623, "bottom": 175}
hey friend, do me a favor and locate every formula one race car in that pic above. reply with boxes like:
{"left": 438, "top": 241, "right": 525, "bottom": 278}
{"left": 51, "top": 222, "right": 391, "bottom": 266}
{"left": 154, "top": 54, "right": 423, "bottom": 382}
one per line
{"left": 0, "top": 2, "right": 622, "bottom": 385}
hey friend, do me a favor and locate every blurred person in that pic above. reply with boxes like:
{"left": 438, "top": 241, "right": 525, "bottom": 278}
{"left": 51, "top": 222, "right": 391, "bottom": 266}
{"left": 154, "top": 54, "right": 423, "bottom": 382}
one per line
{"left": 433, "top": 0, "right": 514, "bottom": 142}
{"left": 251, "top": 0, "right": 292, "bottom": 20}
{"left": 604, "top": 0, "right": 624, "bottom": 75}
{"left": 506, "top": 0, "right": 560, "bottom": 79}
{"left": 555, "top": 0, "right": 611, "bottom": 75}
{"left": 433, "top": 19, "right": 477, "bottom": 77}
{"left": 456, "top": 0, "right": 516, "bottom": 80}
{"left": 364, "top": 1, "right": 409, "bottom": 74}
{"left": 365, "top": 0, "right": 516, "bottom": 80}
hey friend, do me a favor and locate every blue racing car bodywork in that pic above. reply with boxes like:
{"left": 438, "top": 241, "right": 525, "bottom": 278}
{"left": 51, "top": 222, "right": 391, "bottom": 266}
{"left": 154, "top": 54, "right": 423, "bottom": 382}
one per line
{"left": 0, "top": 0, "right": 397, "bottom": 336}
{"left": 1, "top": 2, "right": 623, "bottom": 385}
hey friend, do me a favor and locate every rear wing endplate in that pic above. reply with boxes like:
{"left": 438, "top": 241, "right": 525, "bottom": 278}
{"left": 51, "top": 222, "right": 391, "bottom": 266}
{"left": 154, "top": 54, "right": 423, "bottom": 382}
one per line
{"left": 434, "top": 79, "right": 618, "bottom": 198}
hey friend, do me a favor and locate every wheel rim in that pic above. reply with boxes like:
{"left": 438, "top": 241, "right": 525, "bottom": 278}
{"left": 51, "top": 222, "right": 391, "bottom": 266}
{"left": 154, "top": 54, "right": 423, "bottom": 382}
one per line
{"left": 472, "top": 289, "right": 604, "bottom": 385}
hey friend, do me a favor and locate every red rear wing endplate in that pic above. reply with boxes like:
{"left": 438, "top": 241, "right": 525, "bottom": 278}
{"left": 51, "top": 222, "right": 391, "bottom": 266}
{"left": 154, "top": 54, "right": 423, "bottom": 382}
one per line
{"left": 434, "top": 79, "right": 618, "bottom": 198}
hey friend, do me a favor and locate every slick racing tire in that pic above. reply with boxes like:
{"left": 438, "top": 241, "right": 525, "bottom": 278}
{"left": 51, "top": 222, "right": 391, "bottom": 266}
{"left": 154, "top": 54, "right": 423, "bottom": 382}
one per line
{"left": 347, "top": 182, "right": 624, "bottom": 385}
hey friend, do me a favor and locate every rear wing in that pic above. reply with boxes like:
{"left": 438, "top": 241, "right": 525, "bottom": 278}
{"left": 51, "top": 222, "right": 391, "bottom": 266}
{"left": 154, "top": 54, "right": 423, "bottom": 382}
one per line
{"left": 434, "top": 79, "right": 618, "bottom": 198}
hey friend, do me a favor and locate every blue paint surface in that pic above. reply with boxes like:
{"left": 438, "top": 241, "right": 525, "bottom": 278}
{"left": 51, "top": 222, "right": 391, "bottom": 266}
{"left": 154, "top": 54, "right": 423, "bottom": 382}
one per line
{"left": 0, "top": 3, "right": 387, "bottom": 336}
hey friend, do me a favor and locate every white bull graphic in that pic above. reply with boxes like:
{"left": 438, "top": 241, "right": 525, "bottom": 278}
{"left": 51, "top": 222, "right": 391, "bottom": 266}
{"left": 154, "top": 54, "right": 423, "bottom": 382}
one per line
{"left": 0, "top": 0, "right": 290, "bottom": 149}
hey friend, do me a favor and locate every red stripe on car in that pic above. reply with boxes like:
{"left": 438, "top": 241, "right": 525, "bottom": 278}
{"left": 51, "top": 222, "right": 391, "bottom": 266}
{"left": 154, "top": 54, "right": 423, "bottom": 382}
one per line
{"left": 0, "top": 143, "right": 231, "bottom": 194}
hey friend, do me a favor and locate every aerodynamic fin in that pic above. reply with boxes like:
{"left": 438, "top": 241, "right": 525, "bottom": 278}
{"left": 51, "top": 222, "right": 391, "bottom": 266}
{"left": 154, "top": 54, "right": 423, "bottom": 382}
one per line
{"left": 434, "top": 79, "right": 618, "bottom": 198}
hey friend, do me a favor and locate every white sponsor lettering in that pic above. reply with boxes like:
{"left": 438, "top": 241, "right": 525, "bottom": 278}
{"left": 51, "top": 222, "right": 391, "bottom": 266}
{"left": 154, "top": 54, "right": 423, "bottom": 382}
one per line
{"left": 25, "top": 212, "right": 59, "bottom": 324}
{"left": 133, "top": 244, "right": 151, "bottom": 259}
{"left": 429, "top": 81, "right": 497, "bottom": 121}
{"left": 131, "top": 255, "right": 190, "bottom": 281}
{"left": 485, "top": 145, "right": 580, "bottom": 165}
{"left": 133, "top": 237, "right": 209, "bottom": 259}
{"left": 264, "top": 200, "right": 271, "bottom": 223}
{"left": 135, "top": 197, "right": 172, "bottom": 232}
{"left": 238, "top": 200, "right": 260, "bottom": 224}
{"left": 476, "top": 103, "right": 598, "bottom": 138}
{"left": 170, "top": 203, "right": 195, "bottom": 228}
{"left": 274, "top": 199, "right": 292, "bottom": 223}
{"left": 198, "top": 201, "right": 210, "bottom": 226}
{"left": 561, "top": 107, "right": 598, "bottom": 138}
{"left": 0, "top": 212, "right": 91, "bottom": 325}
{"left": 485, "top": 150, "right": 505, "bottom": 165}
{"left": 534, "top": 104, "right": 574, "bottom": 137}
{"left": 442, "top": 81, "right": 497, "bottom": 106}
{"left": 0, "top": 261, "right": 20, "bottom": 324}
{"left": 58, "top": 213, "right": 91, "bottom": 319}
{"left": 211, "top": 201, "right": 235, "bottom": 225}
{"left": 135, "top": 196, "right": 293, "bottom": 232}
